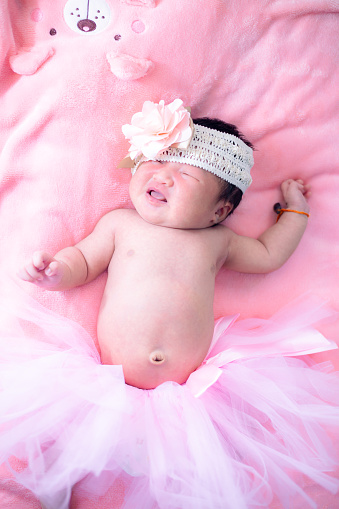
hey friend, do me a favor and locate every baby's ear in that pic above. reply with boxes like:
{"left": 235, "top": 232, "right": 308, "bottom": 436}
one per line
{"left": 215, "top": 202, "right": 233, "bottom": 223}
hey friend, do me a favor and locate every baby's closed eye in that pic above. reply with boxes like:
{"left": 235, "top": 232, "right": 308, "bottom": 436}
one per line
{"left": 180, "top": 170, "right": 199, "bottom": 181}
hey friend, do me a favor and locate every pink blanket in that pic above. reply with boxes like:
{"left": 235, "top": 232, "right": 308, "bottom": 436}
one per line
{"left": 1, "top": 0, "right": 338, "bottom": 507}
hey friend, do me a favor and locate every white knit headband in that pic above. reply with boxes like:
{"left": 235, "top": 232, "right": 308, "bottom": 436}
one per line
{"left": 121, "top": 99, "right": 254, "bottom": 193}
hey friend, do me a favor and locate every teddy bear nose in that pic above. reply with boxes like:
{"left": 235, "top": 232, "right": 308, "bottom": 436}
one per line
{"left": 77, "top": 19, "right": 97, "bottom": 32}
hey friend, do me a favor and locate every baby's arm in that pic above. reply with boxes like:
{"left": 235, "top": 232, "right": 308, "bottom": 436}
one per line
{"left": 18, "top": 211, "right": 117, "bottom": 291}
{"left": 224, "top": 179, "right": 310, "bottom": 273}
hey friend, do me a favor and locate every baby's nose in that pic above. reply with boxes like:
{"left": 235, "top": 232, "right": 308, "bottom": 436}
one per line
{"left": 153, "top": 169, "right": 174, "bottom": 186}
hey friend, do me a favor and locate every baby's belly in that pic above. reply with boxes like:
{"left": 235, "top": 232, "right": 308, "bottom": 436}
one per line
{"left": 97, "top": 285, "right": 215, "bottom": 389}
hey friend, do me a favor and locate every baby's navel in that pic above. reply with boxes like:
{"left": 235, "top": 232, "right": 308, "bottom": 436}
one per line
{"left": 149, "top": 350, "right": 165, "bottom": 365}
{"left": 127, "top": 249, "right": 135, "bottom": 257}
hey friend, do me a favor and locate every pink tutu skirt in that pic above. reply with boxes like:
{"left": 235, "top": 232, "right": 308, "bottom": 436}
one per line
{"left": 0, "top": 285, "right": 339, "bottom": 509}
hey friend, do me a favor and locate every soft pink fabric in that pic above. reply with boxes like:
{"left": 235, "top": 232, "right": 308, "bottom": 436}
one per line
{"left": 0, "top": 0, "right": 338, "bottom": 507}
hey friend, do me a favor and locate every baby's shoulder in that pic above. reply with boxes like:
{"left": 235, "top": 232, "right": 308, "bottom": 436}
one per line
{"left": 209, "top": 223, "right": 233, "bottom": 241}
{"left": 205, "top": 223, "right": 235, "bottom": 255}
{"left": 102, "top": 208, "right": 138, "bottom": 223}
{"left": 94, "top": 208, "right": 139, "bottom": 234}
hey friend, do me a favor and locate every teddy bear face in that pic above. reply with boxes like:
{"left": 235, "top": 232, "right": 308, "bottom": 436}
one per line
{"left": 10, "top": 0, "right": 221, "bottom": 84}
{"left": 63, "top": 0, "right": 111, "bottom": 35}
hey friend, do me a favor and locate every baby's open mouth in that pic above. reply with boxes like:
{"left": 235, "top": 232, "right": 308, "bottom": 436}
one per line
{"left": 148, "top": 189, "right": 167, "bottom": 202}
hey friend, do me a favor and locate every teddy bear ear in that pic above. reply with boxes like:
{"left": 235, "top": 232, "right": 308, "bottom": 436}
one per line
{"left": 10, "top": 46, "right": 55, "bottom": 76}
{"left": 121, "top": 0, "right": 156, "bottom": 7}
{"left": 107, "top": 52, "right": 154, "bottom": 80}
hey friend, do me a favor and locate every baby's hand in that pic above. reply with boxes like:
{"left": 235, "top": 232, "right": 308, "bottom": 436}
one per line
{"left": 18, "top": 251, "right": 65, "bottom": 288}
{"left": 281, "top": 179, "right": 310, "bottom": 214}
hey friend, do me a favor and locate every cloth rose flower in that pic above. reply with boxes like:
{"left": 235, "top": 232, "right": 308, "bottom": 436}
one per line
{"left": 122, "top": 99, "right": 193, "bottom": 161}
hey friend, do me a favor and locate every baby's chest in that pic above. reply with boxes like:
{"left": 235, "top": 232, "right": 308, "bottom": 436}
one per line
{"left": 113, "top": 228, "right": 218, "bottom": 280}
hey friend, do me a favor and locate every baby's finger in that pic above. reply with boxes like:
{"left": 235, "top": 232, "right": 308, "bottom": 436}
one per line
{"left": 32, "top": 251, "right": 54, "bottom": 271}
{"left": 45, "top": 261, "right": 60, "bottom": 277}
{"left": 281, "top": 179, "right": 294, "bottom": 196}
{"left": 17, "top": 266, "right": 32, "bottom": 282}
{"left": 303, "top": 182, "right": 311, "bottom": 194}
{"left": 296, "top": 182, "right": 306, "bottom": 194}
{"left": 19, "top": 262, "right": 44, "bottom": 282}
{"left": 296, "top": 181, "right": 310, "bottom": 197}
{"left": 280, "top": 180, "right": 288, "bottom": 194}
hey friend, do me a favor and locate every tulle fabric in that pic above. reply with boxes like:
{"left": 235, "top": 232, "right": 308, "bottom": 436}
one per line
{"left": 0, "top": 285, "right": 339, "bottom": 509}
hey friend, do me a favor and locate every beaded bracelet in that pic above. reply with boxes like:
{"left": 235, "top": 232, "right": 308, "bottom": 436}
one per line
{"left": 274, "top": 203, "right": 310, "bottom": 223}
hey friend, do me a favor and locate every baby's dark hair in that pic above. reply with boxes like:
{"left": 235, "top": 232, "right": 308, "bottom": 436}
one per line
{"left": 193, "top": 118, "right": 254, "bottom": 215}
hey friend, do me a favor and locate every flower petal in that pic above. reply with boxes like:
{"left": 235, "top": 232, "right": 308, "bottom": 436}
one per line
{"left": 122, "top": 99, "right": 193, "bottom": 160}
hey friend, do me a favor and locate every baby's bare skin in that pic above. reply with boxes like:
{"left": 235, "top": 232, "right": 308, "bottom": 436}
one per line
{"left": 18, "top": 161, "right": 310, "bottom": 390}
{"left": 97, "top": 211, "right": 228, "bottom": 389}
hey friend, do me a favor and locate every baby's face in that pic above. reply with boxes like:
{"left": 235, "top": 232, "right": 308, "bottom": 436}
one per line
{"left": 129, "top": 161, "right": 225, "bottom": 229}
